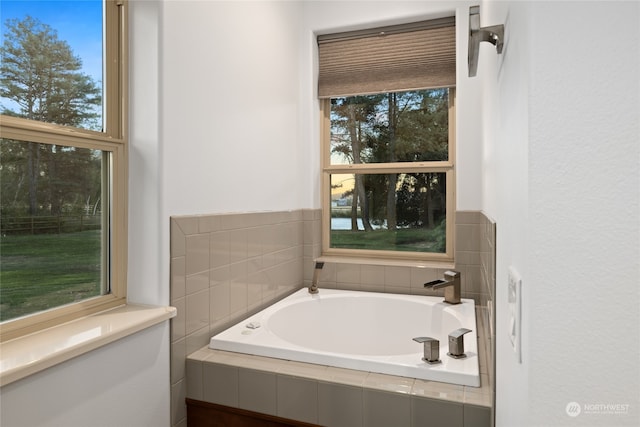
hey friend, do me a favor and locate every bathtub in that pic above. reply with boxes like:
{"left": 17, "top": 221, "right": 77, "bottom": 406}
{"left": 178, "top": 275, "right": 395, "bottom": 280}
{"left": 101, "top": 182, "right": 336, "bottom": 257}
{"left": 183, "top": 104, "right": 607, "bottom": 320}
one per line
{"left": 209, "top": 288, "right": 480, "bottom": 387}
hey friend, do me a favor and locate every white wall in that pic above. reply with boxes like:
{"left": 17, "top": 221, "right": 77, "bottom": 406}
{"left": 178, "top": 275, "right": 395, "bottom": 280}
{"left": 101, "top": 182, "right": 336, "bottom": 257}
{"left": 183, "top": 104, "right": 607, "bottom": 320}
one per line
{"left": 161, "top": 0, "right": 305, "bottom": 216}
{"left": 0, "top": 324, "right": 170, "bottom": 427}
{"left": 481, "top": 1, "right": 640, "bottom": 426}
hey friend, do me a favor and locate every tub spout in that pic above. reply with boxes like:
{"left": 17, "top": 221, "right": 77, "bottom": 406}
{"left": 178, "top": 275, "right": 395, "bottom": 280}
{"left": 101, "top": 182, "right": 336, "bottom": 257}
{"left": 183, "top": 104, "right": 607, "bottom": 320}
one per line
{"left": 424, "top": 270, "right": 461, "bottom": 304}
{"left": 309, "top": 261, "right": 324, "bottom": 294}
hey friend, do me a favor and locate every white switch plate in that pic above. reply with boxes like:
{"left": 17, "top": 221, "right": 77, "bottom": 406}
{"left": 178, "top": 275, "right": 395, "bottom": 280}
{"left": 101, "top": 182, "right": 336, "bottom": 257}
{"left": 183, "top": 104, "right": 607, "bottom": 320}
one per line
{"left": 508, "top": 266, "right": 522, "bottom": 363}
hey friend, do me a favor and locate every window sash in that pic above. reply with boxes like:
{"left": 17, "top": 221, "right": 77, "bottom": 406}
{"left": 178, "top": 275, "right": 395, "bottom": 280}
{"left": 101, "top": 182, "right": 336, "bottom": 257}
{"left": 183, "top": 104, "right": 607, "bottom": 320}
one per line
{"left": 0, "top": 0, "right": 128, "bottom": 342}
{"left": 320, "top": 87, "right": 456, "bottom": 263}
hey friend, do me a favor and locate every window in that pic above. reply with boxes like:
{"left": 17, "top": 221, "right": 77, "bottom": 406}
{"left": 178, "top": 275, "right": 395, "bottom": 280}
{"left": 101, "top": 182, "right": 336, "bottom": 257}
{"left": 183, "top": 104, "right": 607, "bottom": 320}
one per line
{"left": 318, "top": 18, "right": 456, "bottom": 262}
{"left": 0, "top": 0, "right": 127, "bottom": 341}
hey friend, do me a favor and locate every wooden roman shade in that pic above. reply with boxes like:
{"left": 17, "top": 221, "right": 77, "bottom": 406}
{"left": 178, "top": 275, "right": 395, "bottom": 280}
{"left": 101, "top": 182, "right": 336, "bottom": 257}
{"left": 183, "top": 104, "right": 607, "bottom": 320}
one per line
{"left": 318, "top": 17, "right": 456, "bottom": 98}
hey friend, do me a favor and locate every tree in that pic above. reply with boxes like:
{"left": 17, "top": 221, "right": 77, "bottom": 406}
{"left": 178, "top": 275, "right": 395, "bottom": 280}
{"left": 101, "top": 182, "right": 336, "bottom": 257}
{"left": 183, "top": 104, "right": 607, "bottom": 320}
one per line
{"left": 330, "top": 89, "right": 449, "bottom": 234}
{"left": 1, "top": 16, "right": 101, "bottom": 216}
{"left": 331, "top": 95, "right": 381, "bottom": 231}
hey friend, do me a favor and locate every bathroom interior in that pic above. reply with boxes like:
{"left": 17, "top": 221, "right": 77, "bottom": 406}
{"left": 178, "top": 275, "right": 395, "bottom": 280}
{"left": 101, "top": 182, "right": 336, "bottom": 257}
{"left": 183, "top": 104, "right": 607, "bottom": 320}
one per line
{"left": 0, "top": 1, "right": 638, "bottom": 427}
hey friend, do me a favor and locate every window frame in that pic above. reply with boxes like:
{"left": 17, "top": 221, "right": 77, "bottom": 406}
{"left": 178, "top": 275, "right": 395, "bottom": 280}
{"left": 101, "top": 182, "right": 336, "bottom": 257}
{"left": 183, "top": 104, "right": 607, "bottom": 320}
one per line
{"left": 320, "top": 88, "right": 456, "bottom": 263}
{"left": 0, "top": 0, "right": 128, "bottom": 342}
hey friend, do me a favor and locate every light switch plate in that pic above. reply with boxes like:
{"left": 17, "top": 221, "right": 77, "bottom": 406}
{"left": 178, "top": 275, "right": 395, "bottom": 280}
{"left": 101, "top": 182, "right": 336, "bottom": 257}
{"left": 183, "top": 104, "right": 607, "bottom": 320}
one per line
{"left": 508, "top": 266, "right": 522, "bottom": 363}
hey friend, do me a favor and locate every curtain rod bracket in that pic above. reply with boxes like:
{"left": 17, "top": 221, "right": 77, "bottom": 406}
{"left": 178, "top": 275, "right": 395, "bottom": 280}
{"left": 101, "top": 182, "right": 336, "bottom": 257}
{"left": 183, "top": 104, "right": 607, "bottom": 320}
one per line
{"left": 468, "top": 5, "right": 505, "bottom": 77}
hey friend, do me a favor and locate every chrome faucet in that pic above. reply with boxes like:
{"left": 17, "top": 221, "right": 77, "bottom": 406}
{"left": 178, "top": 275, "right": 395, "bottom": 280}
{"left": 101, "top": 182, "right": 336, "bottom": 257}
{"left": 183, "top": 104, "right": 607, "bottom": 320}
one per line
{"left": 424, "top": 270, "right": 461, "bottom": 304}
{"left": 413, "top": 336, "right": 441, "bottom": 364}
{"left": 308, "top": 261, "right": 324, "bottom": 294}
{"left": 447, "top": 328, "right": 472, "bottom": 359}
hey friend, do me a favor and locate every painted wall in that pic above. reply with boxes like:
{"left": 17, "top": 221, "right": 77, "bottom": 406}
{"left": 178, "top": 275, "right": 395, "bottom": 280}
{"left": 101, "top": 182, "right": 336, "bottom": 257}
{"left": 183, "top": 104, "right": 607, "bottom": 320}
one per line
{"left": 161, "top": 0, "right": 305, "bottom": 216}
{"left": 478, "top": 1, "right": 530, "bottom": 424}
{"left": 0, "top": 324, "right": 170, "bottom": 427}
{"left": 480, "top": 1, "right": 640, "bottom": 426}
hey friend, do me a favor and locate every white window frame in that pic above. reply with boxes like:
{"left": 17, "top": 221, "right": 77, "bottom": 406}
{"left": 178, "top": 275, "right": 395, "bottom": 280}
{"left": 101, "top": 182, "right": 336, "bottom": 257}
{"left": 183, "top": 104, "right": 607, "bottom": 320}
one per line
{"left": 320, "top": 88, "right": 456, "bottom": 264}
{"left": 0, "top": 0, "right": 128, "bottom": 342}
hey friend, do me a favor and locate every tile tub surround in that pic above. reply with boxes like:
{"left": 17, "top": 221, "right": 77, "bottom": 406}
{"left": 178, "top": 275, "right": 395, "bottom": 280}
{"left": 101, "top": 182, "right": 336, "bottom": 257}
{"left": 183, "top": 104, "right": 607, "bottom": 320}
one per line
{"left": 170, "top": 210, "right": 496, "bottom": 427}
{"left": 170, "top": 210, "right": 306, "bottom": 427}
{"left": 303, "top": 210, "right": 493, "bottom": 306}
{"left": 185, "top": 305, "right": 492, "bottom": 427}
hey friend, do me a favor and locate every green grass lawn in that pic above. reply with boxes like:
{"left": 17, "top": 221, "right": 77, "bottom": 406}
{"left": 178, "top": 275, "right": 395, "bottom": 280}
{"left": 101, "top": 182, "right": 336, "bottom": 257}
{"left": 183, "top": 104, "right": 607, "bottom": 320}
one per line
{"left": 0, "top": 230, "right": 103, "bottom": 322}
{"left": 330, "top": 223, "right": 446, "bottom": 253}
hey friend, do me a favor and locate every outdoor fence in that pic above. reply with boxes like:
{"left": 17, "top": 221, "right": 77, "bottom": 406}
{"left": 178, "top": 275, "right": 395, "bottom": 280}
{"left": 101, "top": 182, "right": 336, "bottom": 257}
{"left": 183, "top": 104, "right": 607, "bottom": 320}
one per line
{"left": 0, "top": 214, "right": 102, "bottom": 235}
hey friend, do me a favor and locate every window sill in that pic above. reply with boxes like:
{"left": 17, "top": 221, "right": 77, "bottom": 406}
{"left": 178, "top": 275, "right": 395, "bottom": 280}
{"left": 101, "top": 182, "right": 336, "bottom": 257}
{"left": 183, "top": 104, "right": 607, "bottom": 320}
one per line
{"left": 0, "top": 304, "right": 176, "bottom": 387}
{"left": 318, "top": 255, "right": 454, "bottom": 269}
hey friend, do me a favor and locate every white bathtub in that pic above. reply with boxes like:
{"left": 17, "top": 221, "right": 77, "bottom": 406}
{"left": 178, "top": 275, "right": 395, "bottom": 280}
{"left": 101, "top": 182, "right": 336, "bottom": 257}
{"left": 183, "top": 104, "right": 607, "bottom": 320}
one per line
{"left": 209, "top": 288, "right": 480, "bottom": 387}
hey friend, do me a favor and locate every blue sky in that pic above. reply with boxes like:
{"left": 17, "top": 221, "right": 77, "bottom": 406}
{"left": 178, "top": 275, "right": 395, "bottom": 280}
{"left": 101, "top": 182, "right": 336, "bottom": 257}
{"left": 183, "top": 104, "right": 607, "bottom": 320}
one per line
{"left": 0, "top": 0, "right": 103, "bottom": 84}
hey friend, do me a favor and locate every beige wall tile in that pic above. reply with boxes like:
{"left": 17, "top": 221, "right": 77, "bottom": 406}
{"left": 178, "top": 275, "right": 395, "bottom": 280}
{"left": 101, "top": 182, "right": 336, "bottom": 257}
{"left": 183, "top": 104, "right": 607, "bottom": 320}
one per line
{"left": 363, "top": 389, "right": 410, "bottom": 427}
{"left": 277, "top": 375, "right": 318, "bottom": 424}
{"left": 171, "top": 338, "right": 186, "bottom": 385}
{"left": 455, "top": 211, "right": 482, "bottom": 224}
{"left": 360, "top": 264, "right": 386, "bottom": 286}
{"left": 463, "top": 404, "right": 491, "bottom": 427}
{"left": 185, "top": 289, "right": 209, "bottom": 335}
{"left": 171, "top": 257, "right": 186, "bottom": 301}
{"left": 238, "top": 369, "right": 277, "bottom": 416}
{"left": 323, "top": 367, "right": 368, "bottom": 388}
{"left": 229, "top": 229, "right": 248, "bottom": 263}
{"left": 455, "top": 224, "right": 480, "bottom": 252}
{"left": 209, "top": 264, "right": 229, "bottom": 288}
{"left": 411, "top": 379, "right": 464, "bottom": 403}
{"left": 336, "top": 263, "right": 360, "bottom": 284}
{"left": 210, "top": 231, "right": 229, "bottom": 268}
{"left": 202, "top": 363, "right": 239, "bottom": 407}
{"left": 364, "top": 373, "right": 414, "bottom": 394}
{"left": 185, "top": 325, "right": 210, "bottom": 355}
{"left": 210, "top": 282, "right": 230, "bottom": 322}
{"left": 247, "top": 227, "right": 263, "bottom": 258}
{"left": 171, "top": 379, "right": 187, "bottom": 427}
{"left": 411, "top": 396, "right": 463, "bottom": 427}
{"left": 171, "top": 297, "right": 186, "bottom": 343}
{"left": 186, "top": 270, "right": 209, "bottom": 295}
{"left": 170, "top": 219, "right": 186, "bottom": 258}
{"left": 318, "top": 382, "right": 363, "bottom": 427}
{"left": 384, "top": 266, "right": 411, "bottom": 288}
{"left": 185, "top": 359, "right": 203, "bottom": 400}
{"left": 198, "top": 215, "right": 220, "bottom": 233}
{"left": 185, "top": 234, "right": 210, "bottom": 275}
{"left": 173, "top": 216, "right": 198, "bottom": 236}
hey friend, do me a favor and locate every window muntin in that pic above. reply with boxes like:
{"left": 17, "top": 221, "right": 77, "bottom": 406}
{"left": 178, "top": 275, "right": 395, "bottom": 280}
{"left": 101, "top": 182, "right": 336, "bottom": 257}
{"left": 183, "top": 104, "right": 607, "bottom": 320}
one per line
{"left": 322, "top": 88, "right": 455, "bottom": 262}
{"left": 0, "top": 0, "right": 126, "bottom": 341}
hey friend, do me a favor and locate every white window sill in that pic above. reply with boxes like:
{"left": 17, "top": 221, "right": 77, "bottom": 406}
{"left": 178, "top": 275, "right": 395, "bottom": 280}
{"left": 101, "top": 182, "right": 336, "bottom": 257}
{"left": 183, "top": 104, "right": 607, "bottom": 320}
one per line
{"left": 0, "top": 304, "right": 176, "bottom": 387}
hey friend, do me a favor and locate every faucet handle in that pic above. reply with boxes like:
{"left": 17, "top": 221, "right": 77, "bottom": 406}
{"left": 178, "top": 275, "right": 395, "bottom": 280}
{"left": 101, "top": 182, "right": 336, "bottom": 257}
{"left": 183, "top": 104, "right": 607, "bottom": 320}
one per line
{"left": 413, "top": 336, "right": 441, "bottom": 364}
{"left": 444, "top": 270, "right": 460, "bottom": 280}
{"left": 447, "top": 328, "right": 472, "bottom": 359}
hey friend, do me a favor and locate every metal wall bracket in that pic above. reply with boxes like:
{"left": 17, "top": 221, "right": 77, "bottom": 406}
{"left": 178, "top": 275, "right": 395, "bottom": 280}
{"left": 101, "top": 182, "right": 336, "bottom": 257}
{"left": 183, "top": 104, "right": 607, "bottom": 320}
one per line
{"left": 468, "top": 5, "right": 505, "bottom": 77}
